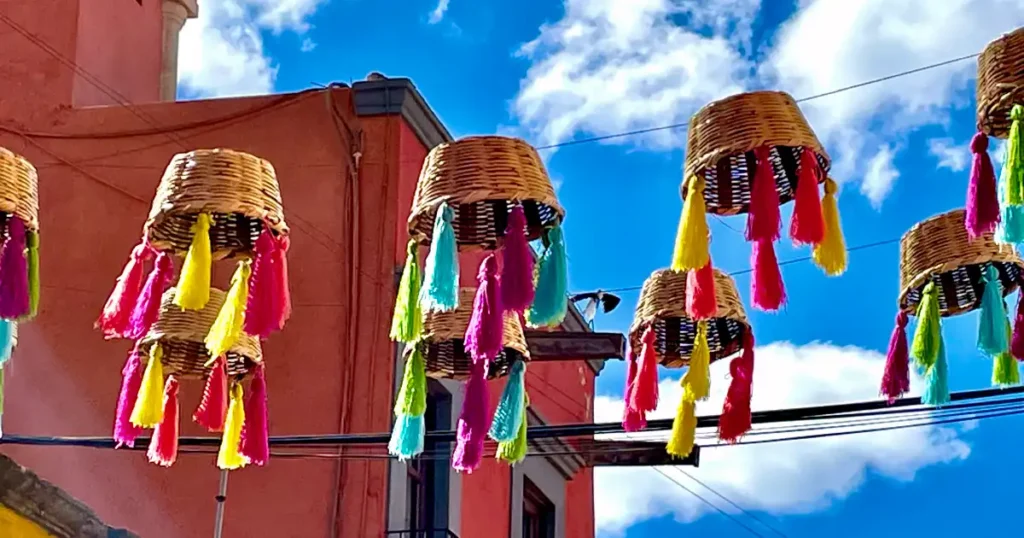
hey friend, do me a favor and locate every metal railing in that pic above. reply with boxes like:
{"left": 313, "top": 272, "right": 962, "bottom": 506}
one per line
{"left": 384, "top": 530, "right": 459, "bottom": 538}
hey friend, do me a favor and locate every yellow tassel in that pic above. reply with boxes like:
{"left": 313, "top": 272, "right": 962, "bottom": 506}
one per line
{"left": 682, "top": 320, "right": 711, "bottom": 402}
{"left": 217, "top": 383, "right": 248, "bottom": 470}
{"left": 666, "top": 400, "right": 697, "bottom": 458}
{"left": 205, "top": 260, "right": 251, "bottom": 364}
{"left": 671, "top": 176, "right": 710, "bottom": 272}
{"left": 130, "top": 343, "right": 165, "bottom": 428}
{"left": 174, "top": 213, "right": 213, "bottom": 310}
{"left": 812, "top": 178, "right": 847, "bottom": 276}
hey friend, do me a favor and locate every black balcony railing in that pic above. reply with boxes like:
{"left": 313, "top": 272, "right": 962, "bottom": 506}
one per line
{"left": 384, "top": 530, "right": 459, "bottom": 538}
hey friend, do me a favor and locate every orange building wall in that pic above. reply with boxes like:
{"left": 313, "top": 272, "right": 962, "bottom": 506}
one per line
{"left": 73, "top": 0, "right": 163, "bottom": 106}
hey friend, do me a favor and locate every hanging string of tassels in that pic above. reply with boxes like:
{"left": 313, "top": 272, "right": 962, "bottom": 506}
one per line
{"left": 388, "top": 344, "right": 428, "bottom": 461}
{"left": 666, "top": 320, "right": 711, "bottom": 458}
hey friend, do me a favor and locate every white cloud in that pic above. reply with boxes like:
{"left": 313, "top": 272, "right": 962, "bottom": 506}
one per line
{"left": 593, "top": 342, "right": 970, "bottom": 535}
{"left": 301, "top": 38, "right": 317, "bottom": 52}
{"left": 929, "top": 138, "right": 971, "bottom": 172}
{"left": 429, "top": 0, "right": 451, "bottom": 24}
{"left": 861, "top": 144, "right": 900, "bottom": 207}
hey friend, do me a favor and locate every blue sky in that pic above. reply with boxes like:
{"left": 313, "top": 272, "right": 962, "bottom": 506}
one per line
{"left": 178, "top": 1, "right": 1024, "bottom": 536}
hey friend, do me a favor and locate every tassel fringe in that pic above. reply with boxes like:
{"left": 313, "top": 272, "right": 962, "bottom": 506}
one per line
{"left": 719, "top": 330, "right": 754, "bottom": 443}
{"left": 527, "top": 225, "right": 569, "bottom": 328}
{"left": 630, "top": 327, "right": 659, "bottom": 413}
{"left": 671, "top": 176, "right": 710, "bottom": 272}
{"left": 130, "top": 343, "right": 165, "bottom": 428}
{"left": 682, "top": 321, "right": 711, "bottom": 402}
{"left": 686, "top": 260, "right": 717, "bottom": 320}
{"left": 0, "top": 217, "right": 30, "bottom": 320}
{"left": 967, "top": 133, "right": 1001, "bottom": 239}
{"left": 193, "top": 356, "right": 228, "bottom": 432}
{"left": 174, "top": 213, "right": 213, "bottom": 310}
{"left": 880, "top": 311, "right": 911, "bottom": 403}
{"left": 496, "top": 394, "right": 529, "bottom": 465}
{"left": 113, "top": 346, "right": 145, "bottom": 448}
{"left": 240, "top": 365, "right": 270, "bottom": 466}
{"left": 746, "top": 146, "right": 781, "bottom": 242}
{"left": 452, "top": 362, "right": 490, "bottom": 473}
{"left": 751, "top": 238, "right": 786, "bottom": 311}
{"left": 97, "top": 243, "right": 152, "bottom": 338}
{"left": 977, "top": 265, "right": 1009, "bottom": 356}
{"left": 921, "top": 336, "right": 950, "bottom": 406}
{"left": 125, "top": 252, "right": 173, "bottom": 340}
{"left": 911, "top": 282, "right": 941, "bottom": 369}
{"left": 218, "top": 384, "right": 248, "bottom": 470}
{"left": 390, "top": 240, "right": 423, "bottom": 344}
{"left": 205, "top": 261, "right": 251, "bottom": 362}
{"left": 147, "top": 376, "right": 180, "bottom": 467}
{"left": 465, "top": 254, "right": 504, "bottom": 362}
{"left": 25, "top": 230, "right": 38, "bottom": 319}
{"left": 490, "top": 361, "right": 526, "bottom": 443}
{"left": 421, "top": 202, "right": 459, "bottom": 313}
{"left": 500, "top": 205, "right": 536, "bottom": 313}
{"left": 790, "top": 147, "right": 825, "bottom": 245}
{"left": 622, "top": 349, "right": 646, "bottom": 432}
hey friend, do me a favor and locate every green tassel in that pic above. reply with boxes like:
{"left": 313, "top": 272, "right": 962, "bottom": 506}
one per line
{"left": 497, "top": 395, "right": 529, "bottom": 465}
{"left": 921, "top": 336, "right": 950, "bottom": 406}
{"left": 993, "top": 319, "right": 1019, "bottom": 387}
{"left": 394, "top": 345, "right": 427, "bottom": 417}
{"left": 911, "top": 282, "right": 941, "bottom": 369}
{"left": 390, "top": 240, "right": 423, "bottom": 344}
{"left": 1006, "top": 105, "right": 1024, "bottom": 205}
{"left": 25, "top": 231, "right": 38, "bottom": 320}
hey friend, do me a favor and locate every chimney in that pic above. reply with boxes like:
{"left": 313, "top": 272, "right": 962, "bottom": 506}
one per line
{"left": 161, "top": 0, "right": 199, "bottom": 101}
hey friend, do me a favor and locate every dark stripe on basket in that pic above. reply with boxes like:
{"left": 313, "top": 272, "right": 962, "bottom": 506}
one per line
{"left": 424, "top": 338, "right": 522, "bottom": 381}
{"left": 149, "top": 212, "right": 262, "bottom": 258}
{"left": 651, "top": 317, "right": 744, "bottom": 368}
{"left": 904, "top": 262, "right": 1023, "bottom": 317}
{"left": 702, "top": 146, "right": 828, "bottom": 215}
{"left": 141, "top": 339, "right": 254, "bottom": 380}
{"left": 435, "top": 200, "right": 561, "bottom": 249}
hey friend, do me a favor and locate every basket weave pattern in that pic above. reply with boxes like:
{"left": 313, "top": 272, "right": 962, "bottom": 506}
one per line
{"left": 0, "top": 147, "right": 39, "bottom": 231}
{"left": 977, "top": 27, "right": 1024, "bottom": 138}
{"left": 629, "top": 269, "right": 749, "bottom": 367}
{"left": 899, "top": 209, "right": 1024, "bottom": 316}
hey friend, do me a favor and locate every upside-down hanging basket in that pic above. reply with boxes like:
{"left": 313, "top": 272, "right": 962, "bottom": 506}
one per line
{"left": 622, "top": 268, "right": 755, "bottom": 461}
{"left": 977, "top": 27, "right": 1024, "bottom": 139}
{"left": 881, "top": 209, "right": 1024, "bottom": 406}
{"left": 113, "top": 287, "right": 270, "bottom": 470}
{"left": 671, "top": 91, "right": 847, "bottom": 314}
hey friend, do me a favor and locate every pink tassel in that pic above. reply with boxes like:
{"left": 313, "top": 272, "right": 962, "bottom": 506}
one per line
{"left": 272, "top": 235, "right": 291, "bottom": 331}
{"left": 245, "top": 229, "right": 277, "bottom": 338}
{"left": 0, "top": 217, "right": 31, "bottom": 319}
{"left": 452, "top": 362, "right": 490, "bottom": 473}
{"left": 193, "top": 356, "right": 228, "bottom": 431}
{"left": 966, "top": 133, "right": 1000, "bottom": 239}
{"left": 880, "top": 311, "right": 911, "bottom": 402}
{"left": 686, "top": 260, "right": 718, "bottom": 320}
{"left": 630, "top": 327, "right": 659, "bottom": 413}
{"left": 789, "top": 147, "right": 825, "bottom": 245}
{"left": 240, "top": 365, "right": 270, "bottom": 466}
{"left": 500, "top": 206, "right": 536, "bottom": 314}
{"left": 464, "top": 254, "right": 504, "bottom": 363}
{"left": 622, "top": 349, "right": 646, "bottom": 432}
{"left": 1012, "top": 294, "right": 1024, "bottom": 361}
{"left": 745, "top": 146, "right": 781, "bottom": 242}
{"left": 751, "top": 239, "right": 785, "bottom": 311}
{"left": 113, "top": 345, "right": 145, "bottom": 448}
{"left": 719, "top": 330, "right": 754, "bottom": 443}
{"left": 125, "top": 252, "right": 173, "bottom": 340}
{"left": 147, "top": 376, "right": 180, "bottom": 467}
{"left": 98, "top": 243, "right": 153, "bottom": 338}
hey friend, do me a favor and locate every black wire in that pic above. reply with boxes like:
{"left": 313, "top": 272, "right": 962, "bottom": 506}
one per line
{"left": 671, "top": 468, "right": 790, "bottom": 538}
{"left": 652, "top": 467, "right": 767, "bottom": 538}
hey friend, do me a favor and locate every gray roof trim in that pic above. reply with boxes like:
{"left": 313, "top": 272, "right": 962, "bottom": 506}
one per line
{"left": 351, "top": 77, "right": 453, "bottom": 149}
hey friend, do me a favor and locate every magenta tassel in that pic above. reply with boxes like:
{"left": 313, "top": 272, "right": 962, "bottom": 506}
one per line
{"left": 125, "top": 253, "right": 173, "bottom": 340}
{"left": 147, "top": 376, "right": 180, "bottom": 467}
{"left": 966, "top": 132, "right": 1000, "bottom": 239}
{"left": 500, "top": 206, "right": 536, "bottom": 313}
{"left": 622, "top": 349, "right": 646, "bottom": 432}
{"left": 240, "top": 365, "right": 270, "bottom": 466}
{"left": 1012, "top": 293, "right": 1024, "bottom": 361}
{"left": 452, "top": 362, "right": 490, "bottom": 473}
{"left": 272, "top": 236, "right": 291, "bottom": 331}
{"left": 113, "top": 346, "right": 145, "bottom": 448}
{"left": 244, "top": 229, "right": 277, "bottom": 338}
{"left": 880, "top": 311, "right": 911, "bottom": 403}
{"left": 464, "top": 254, "right": 504, "bottom": 363}
{"left": 98, "top": 242, "right": 152, "bottom": 338}
{"left": 0, "top": 217, "right": 30, "bottom": 319}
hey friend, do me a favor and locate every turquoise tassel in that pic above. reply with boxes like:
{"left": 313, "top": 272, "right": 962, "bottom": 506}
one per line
{"left": 997, "top": 131, "right": 1024, "bottom": 243}
{"left": 922, "top": 336, "right": 950, "bottom": 406}
{"left": 0, "top": 320, "right": 14, "bottom": 366}
{"left": 527, "top": 225, "right": 568, "bottom": 328}
{"left": 489, "top": 361, "right": 526, "bottom": 442}
{"left": 978, "top": 265, "right": 1009, "bottom": 356}
{"left": 420, "top": 203, "right": 459, "bottom": 313}
{"left": 388, "top": 414, "right": 425, "bottom": 461}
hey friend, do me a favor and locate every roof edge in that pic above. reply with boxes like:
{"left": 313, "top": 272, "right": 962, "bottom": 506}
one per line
{"left": 351, "top": 77, "right": 453, "bottom": 149}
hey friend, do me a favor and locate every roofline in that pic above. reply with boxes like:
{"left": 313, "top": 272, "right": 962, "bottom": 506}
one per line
{"left": 351, "top": 77, "right": 452, "bottom": 149}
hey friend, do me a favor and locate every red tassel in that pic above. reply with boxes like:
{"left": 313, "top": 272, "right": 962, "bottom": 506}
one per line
{"left": 193, "top": 356, "right": 228, "bottom": 431}
{"left": 240, "top": 365, "right": 270, "bottom": 466}
{"left": 751, "top": 239, "right": 785, "bottom": 311}
{"left": 244, "top": 229, "right": 277, "bottom": 338}
{"left": 622, "top": 349, "right": 647, "bottom": 432}
{"left": 745, "top": 146, "right": 781, "bottom": 242}
{"left": 1012, "top": 293, "right": 1024, "bottom": 361}
{"left": 880, "top": 311, "right": 911, "bottom": 402}
{"left": 125, "top": 252, "right": 173, "bottom": 340}
{"left": 272, "top": 235, "right": 291, "bottom": 331}
{"left": 630, "top": 327, "right": 659, "bottom": 413}
{"left": 97, "top": 242, "right": 153, "bottom": 338}
{"left": 789, "top": 147, "right": 825, "bottom": 245}
{"left": 966, "top": 132, "right": 1000, "bottom": 239}
{"left": 719, "top": 330, "right": 754, "bottom": 443}
{"left": 147, "top": 376, "right": 180, "bottom": 467}
{"left": 686, "top": 260, "right": 718, "bottom": 320}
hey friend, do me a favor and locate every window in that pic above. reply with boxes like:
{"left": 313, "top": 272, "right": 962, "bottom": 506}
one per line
{"left": 404, "top": 381, "right": 452, "bottom": 538}
{"left": 522, "top": 478, "right": 555, "bottom": 538}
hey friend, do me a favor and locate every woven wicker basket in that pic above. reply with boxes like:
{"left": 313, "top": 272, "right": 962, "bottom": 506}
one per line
{"left": 977, "top": 27, "right": 1024, "bottom": 138}
{"left": 138, "top": 287, "right": 262, "bottom": 380}
{"left": 899, "top": 209, "right": 1024, "bottom": 317}
{"left": 144, "top": 149, "right": 288, "bottom": 260}
{"left": 629, "top": 269, "right": 749, "bottom": 368}
{"left": 407, "top": 136, "right": 564, "bottom": 249}
{"left": 682, "top": 91, "right": 829, "bottom": 215}
{"left": 0, "top": 147, "right": 39, "bottom": 232}
{"left": 419, "top": 288, "right": 529, "bottom": 380}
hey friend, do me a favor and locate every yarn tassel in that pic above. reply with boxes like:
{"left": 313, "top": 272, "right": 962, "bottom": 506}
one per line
{"left": 130, "top": 343, "right": 165, "bottom": 428}
{"left": 388, "top": 415, "right": 425, "bottom": 462}
{"left": 218, "top": 384, "right": 248, "bottom": 470}
{"left": 911, "top": 282, "right": 941, "bottom": 369}
{"left": 1012, "top": 291, "right": 1024, "bottom": 360}
{"left": 501, "top": 205, "right": 536, "bottom": 313}
{"left": 621, "top": 349, "right": 646, "bottom": 432}
{"left": 671, "top": 176, "right": 710, "bottom": 272}
{"left": 1005, "top": 105, "right": 1024, "bottom": 207}
{"left": 174, "top": 213, "right": 212, "bottom": 310}
{"left": 490, "top": 360, "right": 526, "bottom": 442}
{"left": 452, "top": 362, "right": 490, "bottom": 473}
{"left": 113, "top": 346, "right": 144, "bottom": 448}
{"left": 205, "top": 261, "right": 251, "bottom": 362}
{"left": 271, "top": 235, "right": 291, "bottom": 330}
{"left": 25, "top": 230, "right": 38, "bottom": 319}
{"left": 630, "top": 327, "right": 659, "bottom": 413}
{"left": 751, "top": 238, "right": 786, "bottom": 311}
{"left": 719, "top": 330, "right": 754, "bottom": 443}
{"left": 880, "top": 311, "right": 911, "bottom": 403}
{"left": 420, "top": 202, "right": 459, "bottom": 313}
{"left": 977, "top": 265, "right": 1009, "bottom": 356}
{"left": 0, "top": 320, "right": 14, "bottom": 366}
{"left": 125, "top": 253, "right": 173, "bottom": 340}
{"left": 389, "top": 240, "right": 423, "bottom": 344}
{"left": 0, "top": 217, "right": 30, "bottom": 320}
{"left": 98, "top": 242, "right": 152, "bottom": 338}
{"left": 994, "top": 318, "right": 1020, "bottom": 386}
{"left": 147, "top": 376, "right": 180, "bottom": 467}
{"left": 193, "top": 356, "right": 228, "bottom": 432}
{"left": 967, "top": 133, "right": 1001, "bottom": 239}
{"left": 496, "top": 394, "right": 529, "bottom": 465}
{"left": 686, "top": 260, "right": 717, "bottom": 320}
{"left": 745, "top": 146, "right": 781, "bottom": 242}
{"left": 526, "top": 225, "right": 568, "bottom": 328}
{"left": 921, "top": 336, "right": 950, "bottom": 406}
{"left": 240, "top": 365, "right": 270, "bottom": 466}
{"left": 682, "top": 321, "right": 711, "bottom": 402}
{"left": 812, "top": 178, "right": 848, "bottom": 276}
{"left": 389, "top": 346, "right": 427, "bottom": 460}
{"left": 243, "top": 228, "right": 277, "bottom": 338}
{"left": 465, "top": 254, "right": 503, "bottom": 362}
{"left": 666, "top": 400, "right": 697, "bottom": 459}
{"left": 790, "top": 147, "right": 825, "bottom": 245}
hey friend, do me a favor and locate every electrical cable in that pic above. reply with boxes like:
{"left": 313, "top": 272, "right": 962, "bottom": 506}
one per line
{"left": 652, "top": 467, "right": 767, "bottom": 537}
{"left": 671, "top": 467, "right": 790, "bottom": 538}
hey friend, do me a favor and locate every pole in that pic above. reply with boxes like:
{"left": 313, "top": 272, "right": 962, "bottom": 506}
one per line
{"left": 213, "top": 470, "right": 229, "bottom": 538}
